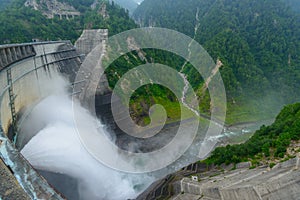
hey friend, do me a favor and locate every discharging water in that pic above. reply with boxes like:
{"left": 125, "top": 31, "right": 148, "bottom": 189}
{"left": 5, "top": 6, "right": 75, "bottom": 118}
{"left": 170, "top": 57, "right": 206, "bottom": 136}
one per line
{"left": 20, "top": 95, "right": 153, "bottom": 200}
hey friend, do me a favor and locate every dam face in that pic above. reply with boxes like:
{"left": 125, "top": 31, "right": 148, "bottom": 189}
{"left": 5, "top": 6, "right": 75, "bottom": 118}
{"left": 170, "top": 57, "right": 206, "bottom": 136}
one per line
{"left": 0, "top": 41, "right": 83, "bottom": 199}
{"left": 0, "top": 41, "right": 82, "bottom": 136}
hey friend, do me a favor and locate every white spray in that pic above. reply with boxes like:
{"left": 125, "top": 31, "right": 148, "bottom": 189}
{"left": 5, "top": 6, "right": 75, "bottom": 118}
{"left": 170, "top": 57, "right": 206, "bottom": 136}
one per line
{"left": 20, "top": 78, "right": 153, "bottom": 200}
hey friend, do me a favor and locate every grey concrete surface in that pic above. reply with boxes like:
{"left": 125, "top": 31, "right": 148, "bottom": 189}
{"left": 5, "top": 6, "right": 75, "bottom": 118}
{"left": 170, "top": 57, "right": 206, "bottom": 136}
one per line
{"left": 175, "top": 155, "right": 300, "bottom": 200}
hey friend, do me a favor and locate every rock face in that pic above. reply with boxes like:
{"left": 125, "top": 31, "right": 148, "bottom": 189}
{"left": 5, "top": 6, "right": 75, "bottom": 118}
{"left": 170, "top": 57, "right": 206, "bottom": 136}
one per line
{"left": 171, "top": 155, "right": 300, "bottom": 200}
{"left": 0, "top": 145, "right": 30, "bottom": 200}
{"left": 24, "top": 0, "right": 80, "bottom": 19}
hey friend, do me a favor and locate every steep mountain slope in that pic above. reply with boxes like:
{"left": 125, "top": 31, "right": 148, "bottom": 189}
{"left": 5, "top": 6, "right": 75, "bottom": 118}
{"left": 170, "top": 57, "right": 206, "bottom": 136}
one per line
{"left": 1, "top": 0, "right": 299, "bottom": 125}
{"left": 286, "top": 0, "right": 300, "bottom": 13}
{"left": 134, "top": 0, "right": 300, "bottom": 123}
{"left": 0, "top": 0, "right": 136, "bottom": 43}
{"left": 207, "top": 102, "right": 300, "bottom": 166}
{"left": 24, "top": 0, "right": 79, "bottom": 18}
{"left": 56, "top": 0, "right": 138, "bottom": 14}
{"left": 109, "top": 0, "right": 138, "bottom": 14}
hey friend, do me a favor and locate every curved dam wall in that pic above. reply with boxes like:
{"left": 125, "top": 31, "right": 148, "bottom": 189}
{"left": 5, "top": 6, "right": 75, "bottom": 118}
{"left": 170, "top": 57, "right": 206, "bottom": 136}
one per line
{"left": 0, "top": 41, "right": 82, "bottom": 199}
{"left": 0, "top": 41, "right": 81, "bottom": 138}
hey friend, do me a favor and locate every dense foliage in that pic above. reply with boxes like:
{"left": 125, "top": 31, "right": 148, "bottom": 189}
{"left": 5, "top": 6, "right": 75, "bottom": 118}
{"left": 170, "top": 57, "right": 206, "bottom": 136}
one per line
{"left": 0, "top": 6, "right": 79, "bottom": 43}
{"left": 134, "top": 0, "right": 300, "bottom": 123}
{"left": 105, "top": 49, "right": 188, "bottom": 124}
{"left": 108, "top": 0, "right": 138, "bottom": 14}
{"left": 57, "top": 0, "right": 95, "bottom": 12}
{"left": 0, "top": 0, "right": 137, "bottom": 44}
{"left": 83, "top": 1, "right": 137, "bottom": 35}
{"left": 206, "top": 103, "right": 300, "bottom": 166}
{"left": 1, "top": 0, "right": 300, "bottom": 126}
{"left": 286, "top": 0, "right": 300, "bottom": 13}
{"left": 0, "top": 0, "right": 11, "bottom": 10}
{"left": 57, "top": 0, "right": 138, "bottom": 14}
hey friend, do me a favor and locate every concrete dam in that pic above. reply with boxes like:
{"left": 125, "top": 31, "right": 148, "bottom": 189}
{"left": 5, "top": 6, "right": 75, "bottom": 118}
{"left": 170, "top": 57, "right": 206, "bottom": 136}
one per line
{"left": 0, "top": 40, "right": 84, "bottom": 199}
{"left": 0, "top": 29, "right": 300, "bottom": 200}
{"left": 0, "top": 29, "right": 157, "bottom": 200}
{"left": 0, "top": 29, "right": 113, "bottom": 199}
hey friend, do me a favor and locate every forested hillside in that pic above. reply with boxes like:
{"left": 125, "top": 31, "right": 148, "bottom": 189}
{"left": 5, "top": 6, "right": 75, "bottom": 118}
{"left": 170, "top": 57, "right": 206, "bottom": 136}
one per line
{"left": 0, "top": 0, "right": 136, "bottom": 44}
{"left": 109, "top": 0, "right": 138, "bottom": 14}
{"left": 286, "top": 0, "right": 300, "bottom": 13}
{"left": 57, "top": 0, "right": 138, "bottom": 14}
{"left": 1, "top": 0, "right": 299, "bottom": 126}
{"left": 134, "top": 0, "right": 300, "bottom": 123}
{"left": 0, "top": 0, "right": 11, "bottom": 10}
{"left": 206, "top": 102, "right": 300, "bottom": 168}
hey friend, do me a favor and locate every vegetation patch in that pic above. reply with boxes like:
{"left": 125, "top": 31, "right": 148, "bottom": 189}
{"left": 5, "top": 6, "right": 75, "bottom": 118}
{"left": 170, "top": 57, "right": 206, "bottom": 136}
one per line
{"left": 204, "top": 103, "right": 300, "bottom": 167}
